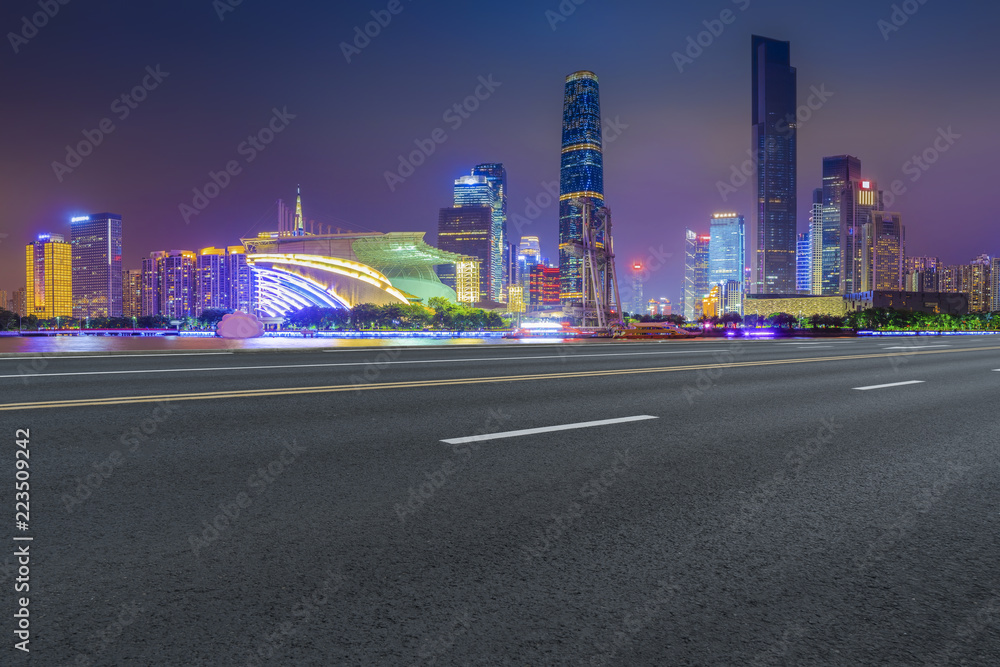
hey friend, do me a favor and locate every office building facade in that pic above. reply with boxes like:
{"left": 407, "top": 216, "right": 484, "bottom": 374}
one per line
{"left": 26, "top": 234, "right": 73, "bottom": 319}
{"left": 709, "top": 213, "right": 745, "bottom": 291}
{"left": 70, "top": 213, "right": 123, "bottom": 318}
{"left": 437, "top": 206, "right": 493, "bottom": 301}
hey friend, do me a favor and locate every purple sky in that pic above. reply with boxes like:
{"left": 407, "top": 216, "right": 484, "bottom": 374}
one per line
{"left": 1, "top": 0, "right": 997, "bottom": 303}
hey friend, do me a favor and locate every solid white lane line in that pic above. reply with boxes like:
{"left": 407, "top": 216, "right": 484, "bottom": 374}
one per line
{"left": 799, "top": 345, "right": 833, "bottom": 348}
{"left": 0, "top": 350, "right": 731, "bottom": 379}
{"left": 0, "top": 352, "right": 235, "bottom": 361}
{"left": 853, "top": 380, "right": 926, "bottom": 391}
{"left": 881, "top": 345, "right": 950, "bottom": 350}
{"left": 441, "top": 415, "right": 659, "bottom": 444}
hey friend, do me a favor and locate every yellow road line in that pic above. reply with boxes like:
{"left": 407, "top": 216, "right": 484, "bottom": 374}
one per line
{"left": 2, "top": 345, "right": 998, "bottom": 411}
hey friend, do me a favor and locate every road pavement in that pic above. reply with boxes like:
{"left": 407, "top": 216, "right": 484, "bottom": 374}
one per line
{"left": 2, "top": 336, "right": 999, "bottom": 665}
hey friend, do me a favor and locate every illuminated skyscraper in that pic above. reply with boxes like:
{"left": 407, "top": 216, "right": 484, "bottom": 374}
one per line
{"left": 196, "top": 248, "right": 228, "bottom": 315}
{"left": 122, "top": 269, "right": 142, "bottom": 319}
{"left": 559, "top": 70, "right": 604, "bottom": 304}
{"left": 472, "top": 163, "right": 508, "bottom": 300}
{"left": 818, "top": 156, "right": 861, "bottom": 295}
{"left": 161, "top": 251, "right": 196, "bottom": 319}
{"left": 684, "top": 230, "right": 710, "bottom": 322}
{"left": 143, "top": 250, "right": 196, "bottom": 319}
{"left": 860, "top": 212, "right": 904, "bottom": 291}
{"left": 709, "top": 213, "right": 745, "bottom": 290}
{"left": 437, "top": 206, "right": 493, "bottom": 301}
{"left": 26, "top": 233, "right": 72, "bottom": 319}
{"left": 70, "top": 213, "right": 123, "bottom": 318}
{"left": 454, "top": 171, "right": 504, "bottom": 300}
{"left": 796, "top": 232, "right": 812, "bottom": 293}
{"left": 969, "top": 254, "right": 992, "bottom": 313}
{"left": 141, "top": 252, "right": 165, "bottom": 317}
{"left": 809, "top": 188, "right": 824, "bottom": 294}
{"left": 750, "top": 36, "right": 796, "bottom": 294}
{"left": 226, "top": 246, "right": 256, "bottom": 314}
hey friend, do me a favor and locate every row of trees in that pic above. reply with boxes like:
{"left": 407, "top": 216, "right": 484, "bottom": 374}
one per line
{"left": 0, "top": 308, "right": 230, "bottom": 332}
{"left": 285, "top": 299, "right": 506, "bottom": 331}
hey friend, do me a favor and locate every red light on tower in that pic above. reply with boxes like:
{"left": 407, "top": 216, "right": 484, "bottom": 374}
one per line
{"left": 633, "top": 261, "right": 642, "bottom": 271}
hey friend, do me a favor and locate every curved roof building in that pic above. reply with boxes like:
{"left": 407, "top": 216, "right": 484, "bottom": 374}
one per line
{"left": 241, "top": 231, "right": 466, "bottom": 317}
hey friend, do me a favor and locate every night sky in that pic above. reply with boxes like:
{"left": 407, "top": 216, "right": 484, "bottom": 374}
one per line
{"left": 1, "top": 0, "right": 997, "bottom": 303}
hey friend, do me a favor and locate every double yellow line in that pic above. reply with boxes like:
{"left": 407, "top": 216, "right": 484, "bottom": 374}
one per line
{"left": 1, "top": 345, "right": 997, "bottom": 412}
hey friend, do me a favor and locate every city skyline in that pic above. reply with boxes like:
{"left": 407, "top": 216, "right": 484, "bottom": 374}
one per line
{"left": 1, "top": 1, "right": 998, "bottom": 303}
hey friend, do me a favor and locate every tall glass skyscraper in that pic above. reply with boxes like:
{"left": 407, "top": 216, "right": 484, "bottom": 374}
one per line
{"left": 472, "top": 163, "right": 508, "bottom": 301}
{"left": 684, "top": 230, "right": 710, "bottom": 322}
{"left": 819, "top": 155, "right": 861, "bottom": 295}
{"left": 454, "top": 167, "right": 506, "bottom": 301}
{"left": 71, "top": 213, "right": 123, "bottom": 318}
{"left": 559, "top": 71, "right": 604, "bottom": 304}
{"left": 708, "top": 213, "right": 746, "bottom": 289}
{"left": 750, "top": 36, "right": 796, "bottom": 294}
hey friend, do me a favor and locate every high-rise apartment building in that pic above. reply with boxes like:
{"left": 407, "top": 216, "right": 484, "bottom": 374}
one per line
{"left": 196, "top": 248, "right": 228, "bottom": 316}
{"left": 26, "top": 233, "right": 73, "bottom": 319}
{"left": 750, "top": 36, "right": 796, "bottom": 294}
{"left": 684, "top": 230, "right": 710, "bottom": 322}
{"left": 709, "top": 214, "right": 746, "bottom": 291}
{"left": 70, "top": 213, "right": 123, "bottom": 318}
{"left": 968, "top": 254, "right": 992, "bottom": 313}
{"left": 122, "top": 269, "right": 142, "bottom": 319}
{"left": 226, "top": 246, "right": 256, "bottom": 314}
{"left": 559, "top": 71, "right": 604, "bottom": 304}
{"left": 437, "top": 206, "right": 493, "bottom": 301}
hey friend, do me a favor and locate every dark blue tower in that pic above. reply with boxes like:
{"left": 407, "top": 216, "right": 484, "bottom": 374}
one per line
{"left": 558, "top": 71, "right": 604, "bottom": 304}
{"left": 750, "top": 36, "right": 797, "bottom": 294}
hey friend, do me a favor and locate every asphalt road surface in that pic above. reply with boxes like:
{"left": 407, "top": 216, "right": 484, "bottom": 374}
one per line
{"left": 2, "top": 336, "right": 999, "bottom": 665}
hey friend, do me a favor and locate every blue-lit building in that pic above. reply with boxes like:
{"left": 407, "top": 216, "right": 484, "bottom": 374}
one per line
{"left": 750, "top": 36, "right": 797, "bottom": 295}
{"left": 70, "top": 213, "right": 123, "bottom": 318}
{"left": 819, "top": 155, "right": 860, "bottom": 295}
{"left": 472, "top": 163, "right": 508, "bottom": 301}
{"left": 684, "top": 229, "right": 710, "bottom": 322}
{"left": 708, "top": 213, "right": 745, "bottom": 291}
{"left": 797, "top": 232, "right": 812, "bottom": 293}
{"left": 559, "top": 70, "right": 604, "bottom": 305}
{"left": 454, "top": 168, "right": 506, "bottom": 301}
